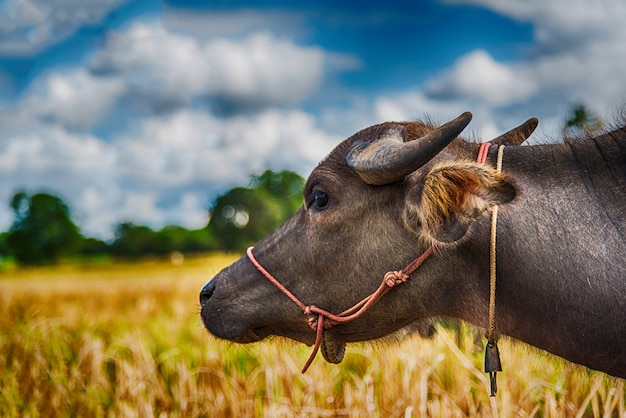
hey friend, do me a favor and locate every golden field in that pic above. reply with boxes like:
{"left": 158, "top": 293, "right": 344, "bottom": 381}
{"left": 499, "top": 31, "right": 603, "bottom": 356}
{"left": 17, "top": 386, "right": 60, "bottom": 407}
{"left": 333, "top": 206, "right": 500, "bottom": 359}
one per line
{"left": 0, "top": 253, "right": 624, "bottom": 417}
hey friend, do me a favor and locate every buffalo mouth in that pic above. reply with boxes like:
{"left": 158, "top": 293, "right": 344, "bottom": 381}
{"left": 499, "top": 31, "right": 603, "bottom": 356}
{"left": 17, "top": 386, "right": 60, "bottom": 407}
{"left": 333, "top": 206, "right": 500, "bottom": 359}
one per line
{"left": 200, "top": 306, "right": 317, "bottom": 346}
{"left": 199, "top": 276, "right": 352, "bottom": 365}
{"left": 201, "top": 309, "right": 349, "bottom": 365}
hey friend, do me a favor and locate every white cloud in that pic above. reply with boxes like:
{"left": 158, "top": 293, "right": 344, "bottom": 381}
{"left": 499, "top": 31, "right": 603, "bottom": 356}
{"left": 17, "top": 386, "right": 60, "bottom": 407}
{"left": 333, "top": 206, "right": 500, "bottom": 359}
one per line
{"left": 163, "top": 8, "right": 307, "bottom": 41}
{"left": 0, "top": 67, "right": 126, "bottom": 133}
{"left": 105, "top": 190, "right": 209, "bottom": 237}
{"left": 206, "top": 32, "right": 325, "bottom": 106}
{"left": 171, "top": 193, "right": 209, "bottom": 230}
{"left": 114, "top": 110, "right": 221, "bottom": 188}
{"left": 90, "top": 21, "right": 327, "bottom": 112}
{"left": 117, "top": 192, "right": 164, "bottom": 226}
{"left": 445, "top": 0, "right": 626, "bottom": 110}
{"left": 25, "top": 68, "right": 126, "bottom": 129}
{"left": 0, "top": 0, "right": 126, "bottom": 56}
{"left": 77, "top": 186, "right": 122, "bottom": 238}
{"left": 426, "top": 50, "right": 537, "bottom": 106}
{"left": 114, "top": 107, "right": 339, "bottom": 189}
{"left": 90, "top": 22, "right": 209, "bottom": 95}
{"left": 449, "top": 0, "right": 625, "bottom": 51}
{"left": 0, "top": 124, "right": 116, "bottom": 175}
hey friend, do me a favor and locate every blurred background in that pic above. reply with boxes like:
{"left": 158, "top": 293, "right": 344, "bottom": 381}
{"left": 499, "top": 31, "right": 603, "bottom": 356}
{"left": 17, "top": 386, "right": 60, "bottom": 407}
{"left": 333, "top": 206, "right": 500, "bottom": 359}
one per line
{"left": 2, "top": 2, "right": 625, "bottom": 415}
{"left": 0, "top": 0, "right": 625, "bottom": 265}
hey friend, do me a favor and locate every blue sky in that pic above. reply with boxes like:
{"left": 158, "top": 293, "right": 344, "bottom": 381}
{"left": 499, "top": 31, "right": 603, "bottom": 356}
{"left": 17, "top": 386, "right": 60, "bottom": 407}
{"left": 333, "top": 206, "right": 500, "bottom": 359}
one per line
{"left": 0, "top": 0, "right": 624, "bottom": 239}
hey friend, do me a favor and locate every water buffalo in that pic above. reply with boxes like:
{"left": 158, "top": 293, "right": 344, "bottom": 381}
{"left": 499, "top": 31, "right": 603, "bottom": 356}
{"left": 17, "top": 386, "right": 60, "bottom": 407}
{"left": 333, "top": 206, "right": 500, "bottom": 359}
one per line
{"left": 200, "top": 112, "right": 626, "bottom": 379}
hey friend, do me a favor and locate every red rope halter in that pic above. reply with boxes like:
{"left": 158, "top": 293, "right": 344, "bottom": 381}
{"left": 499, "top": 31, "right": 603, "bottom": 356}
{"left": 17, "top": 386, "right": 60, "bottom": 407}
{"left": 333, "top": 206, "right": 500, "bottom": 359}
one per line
{"left": 246, "top": 245, "right": 435, "bottom": 373}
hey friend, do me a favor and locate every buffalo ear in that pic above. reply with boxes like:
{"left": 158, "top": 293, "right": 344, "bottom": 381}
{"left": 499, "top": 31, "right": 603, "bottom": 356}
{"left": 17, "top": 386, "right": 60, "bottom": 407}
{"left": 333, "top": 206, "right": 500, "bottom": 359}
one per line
{"left": 404, "top": 161, "right": 516, "bottom": 243}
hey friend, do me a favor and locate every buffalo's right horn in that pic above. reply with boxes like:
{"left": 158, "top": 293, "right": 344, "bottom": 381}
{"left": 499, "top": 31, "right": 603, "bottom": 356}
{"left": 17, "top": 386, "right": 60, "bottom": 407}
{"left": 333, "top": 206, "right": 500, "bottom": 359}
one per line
{"left": 346, "top": 112, "right": 473, "bottom": 185}
{"left": 488, "top": 117, "right": 539, "bottom": 146}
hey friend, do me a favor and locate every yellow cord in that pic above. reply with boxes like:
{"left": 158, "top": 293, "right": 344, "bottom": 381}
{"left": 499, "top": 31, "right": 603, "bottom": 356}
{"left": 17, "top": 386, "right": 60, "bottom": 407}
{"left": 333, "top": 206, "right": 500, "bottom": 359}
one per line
{"left": 487, "top": 145, "right": 505, "bottom": 342}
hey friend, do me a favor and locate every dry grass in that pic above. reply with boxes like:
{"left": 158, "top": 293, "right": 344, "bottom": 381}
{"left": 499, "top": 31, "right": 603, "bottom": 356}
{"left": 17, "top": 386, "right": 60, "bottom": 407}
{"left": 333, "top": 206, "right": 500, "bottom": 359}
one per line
{"left": 0, "top": 253, "right": 623, "bottom": 417}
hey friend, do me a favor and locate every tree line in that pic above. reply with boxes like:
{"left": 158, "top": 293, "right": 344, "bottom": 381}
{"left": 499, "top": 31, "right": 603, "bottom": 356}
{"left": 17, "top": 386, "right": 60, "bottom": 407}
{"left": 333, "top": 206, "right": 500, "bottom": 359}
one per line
{"left": 0, "top": 104, "right": 601, "bottom": 267}
{"left": 0, "top": 170, "right": 304, "bottom": 266}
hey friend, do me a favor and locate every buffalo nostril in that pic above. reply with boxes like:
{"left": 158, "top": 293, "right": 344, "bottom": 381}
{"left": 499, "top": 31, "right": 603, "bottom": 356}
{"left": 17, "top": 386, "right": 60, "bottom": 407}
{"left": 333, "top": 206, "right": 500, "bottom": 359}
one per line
{"left": 199, "top": 281, "right": 216, "bottom": 308}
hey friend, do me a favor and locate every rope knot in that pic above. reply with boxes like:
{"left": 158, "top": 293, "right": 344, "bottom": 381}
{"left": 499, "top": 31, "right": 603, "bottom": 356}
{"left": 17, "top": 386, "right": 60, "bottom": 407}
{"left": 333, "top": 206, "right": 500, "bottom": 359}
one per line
{"left": 384, "top": 270, "right": 409, "bottom": 287}
{"left": 307, "top": 311, "right": 333, "bottom": 331}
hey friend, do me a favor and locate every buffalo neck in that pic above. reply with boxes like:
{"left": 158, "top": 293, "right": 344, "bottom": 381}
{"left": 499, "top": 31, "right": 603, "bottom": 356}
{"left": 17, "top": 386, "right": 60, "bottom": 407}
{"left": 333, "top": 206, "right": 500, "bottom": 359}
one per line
{"left": 446, "top": 132, "right": 626, "bottom": 377}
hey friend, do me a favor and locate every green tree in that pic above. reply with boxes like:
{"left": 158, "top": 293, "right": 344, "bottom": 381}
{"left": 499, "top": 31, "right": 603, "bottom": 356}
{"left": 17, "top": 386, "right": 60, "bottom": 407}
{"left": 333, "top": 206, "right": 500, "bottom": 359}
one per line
{"left": 78, "top": 237, "right": 109, "bottom": 255}
{"left": 251, "top": 169, "right": 305, "bottom": 215}
{"left": 108, "top": 223, "right": 217, "bottom": 258}
{"left": 563, "top": 103, "right": 603, "bottom": 140}
{"left": 0, "top": 232, "right": 6, "bottom": 254}
{"left": 110, "top": 222, "right": 156, "bottom": 257}
{"left": 182, "top": 228, "right": 216, "bottom": 253}
{"left": 208, "top": 170, "right": 305, "bottom": 252}
{"left": 0, "top": 232, "right": 8, "bottom": 265}
{"left": 208, "top": 187, "right": 283, "bottom": 251}
{"left": 153, "top": 225, "right": 188, "bottom": 255}
{"left": 153, "top": 225, "right": 216, "bottom": 254}
{"left": 6, "top": 192, "right": 82, "bottom": 265}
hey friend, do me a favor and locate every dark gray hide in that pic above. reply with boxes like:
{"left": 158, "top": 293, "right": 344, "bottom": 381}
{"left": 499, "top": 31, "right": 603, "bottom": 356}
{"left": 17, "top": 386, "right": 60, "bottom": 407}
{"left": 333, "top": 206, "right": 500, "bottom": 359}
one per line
{"left": 200, "top": 115, "right": 626, "bottom": 379}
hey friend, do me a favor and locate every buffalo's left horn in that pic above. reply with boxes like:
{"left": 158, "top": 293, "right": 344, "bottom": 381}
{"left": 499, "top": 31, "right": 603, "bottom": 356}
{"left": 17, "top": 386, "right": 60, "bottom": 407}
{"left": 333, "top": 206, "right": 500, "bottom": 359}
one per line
{"left": 488, "top": 117, "right": 539, "bottom": 146}
{"left": 346, "top": 112, "right": 473, "bottom": 185}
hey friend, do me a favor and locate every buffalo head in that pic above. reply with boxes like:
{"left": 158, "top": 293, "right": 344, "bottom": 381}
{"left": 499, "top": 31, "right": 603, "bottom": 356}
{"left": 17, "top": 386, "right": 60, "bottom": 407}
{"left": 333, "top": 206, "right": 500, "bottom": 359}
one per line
{"left": 200, "top": 112, "right": 521, "bottom": 365}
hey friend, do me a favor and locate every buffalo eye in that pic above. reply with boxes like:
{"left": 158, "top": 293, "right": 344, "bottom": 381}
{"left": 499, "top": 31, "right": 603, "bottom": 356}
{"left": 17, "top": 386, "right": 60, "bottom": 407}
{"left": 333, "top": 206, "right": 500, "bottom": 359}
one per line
{"left": 308, "top": 190, "right": 329, "bottom": 210}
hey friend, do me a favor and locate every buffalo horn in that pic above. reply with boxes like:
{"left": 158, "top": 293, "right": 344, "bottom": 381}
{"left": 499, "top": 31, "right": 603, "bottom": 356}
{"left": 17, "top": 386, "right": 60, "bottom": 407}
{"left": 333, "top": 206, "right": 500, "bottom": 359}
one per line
{"left": 488, "top": 117, "right": 539, "bottom": 146}
{"left": 346, "top": 112, "right": 473, "bottom": 185}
